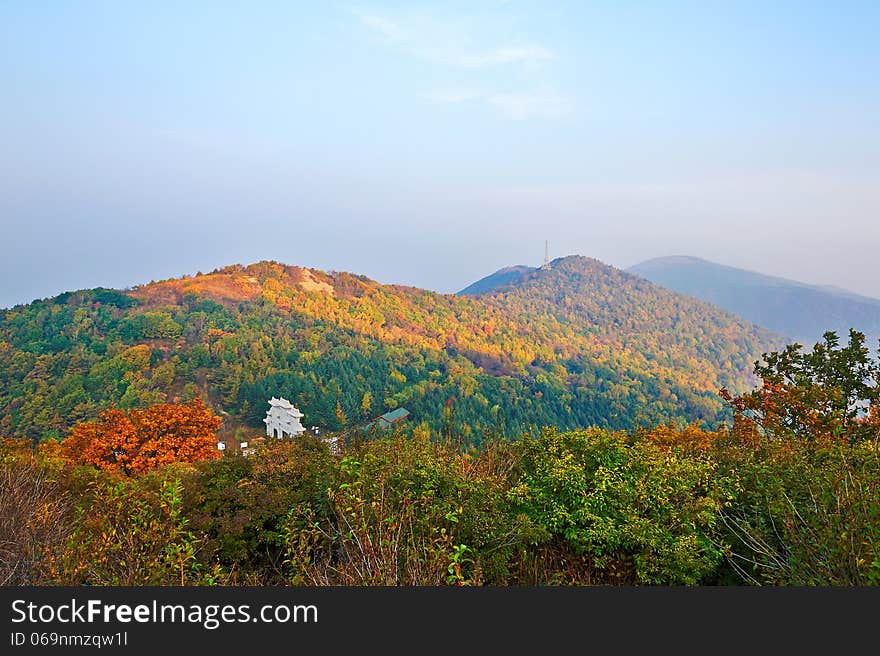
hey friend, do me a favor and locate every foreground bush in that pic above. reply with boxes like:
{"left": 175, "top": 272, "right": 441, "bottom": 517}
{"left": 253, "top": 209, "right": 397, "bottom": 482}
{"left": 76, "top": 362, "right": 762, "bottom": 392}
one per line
{"left": 284, "top": 430, "right": 520, "bottom": 585}
{"left": 49, "top": 470, "right": 225, "bottom": 586}
{"left": 510, "top": 427, "right": 735, "bottom": 584}
{"left": 0, "top": 438, "right": 70, "bottom": 585}
{"left": 3, "top": 404, "right": 878, "bottom": 585}
{"left": 714, "top": 430, "right": 880, "bottom": 585}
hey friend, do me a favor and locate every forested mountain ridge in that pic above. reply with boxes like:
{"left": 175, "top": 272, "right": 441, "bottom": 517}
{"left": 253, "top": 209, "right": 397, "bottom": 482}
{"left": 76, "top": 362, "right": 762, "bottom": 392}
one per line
{"left": 464, "top": 255, "right": 778, "bottom": 379}
{"left": 628, "top": 255, "right": 880, "bottom": 347}
{"left": 0, "top": 257, "right": 781, "bottom": 444}
{"left": 458, "top": 265, "right": 535, "bottom": 296}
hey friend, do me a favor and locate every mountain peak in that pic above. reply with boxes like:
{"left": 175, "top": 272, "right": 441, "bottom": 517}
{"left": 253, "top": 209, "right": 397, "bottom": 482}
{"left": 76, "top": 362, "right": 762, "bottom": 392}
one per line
{"left": 545, "top": 254, "right": 613, "bottom": 271}
{"left": 458, "top": 255, "right": 617, "bottom": 296}
{"left": 129, "top": 260, "right": 343, "bottom": 308}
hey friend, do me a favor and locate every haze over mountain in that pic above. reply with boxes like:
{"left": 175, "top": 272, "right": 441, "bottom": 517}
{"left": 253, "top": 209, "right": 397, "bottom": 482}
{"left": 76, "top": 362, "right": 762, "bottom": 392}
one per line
{"left": 628, "top": 256, "right": 880, "bottom": 348}
{"left": 0, "top": 256, "right": 780, "bottom": 444}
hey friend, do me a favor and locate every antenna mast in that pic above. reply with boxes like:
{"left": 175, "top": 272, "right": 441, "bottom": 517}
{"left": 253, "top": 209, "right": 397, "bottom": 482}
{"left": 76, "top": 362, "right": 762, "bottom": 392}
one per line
{"left": 542, "top": 240, "right": 551, "bottom": 269}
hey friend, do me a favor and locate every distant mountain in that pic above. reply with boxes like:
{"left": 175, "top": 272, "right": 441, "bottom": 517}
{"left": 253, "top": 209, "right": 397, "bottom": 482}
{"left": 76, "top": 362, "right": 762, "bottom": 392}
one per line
{"left": 458, "top": 265, "right": 535, "bottom": 296}
{"left": 0, "top": 257, "right": 780, "bottom": 444}
{"left": 628, "top": 256, "right": 880, "bottom": 347}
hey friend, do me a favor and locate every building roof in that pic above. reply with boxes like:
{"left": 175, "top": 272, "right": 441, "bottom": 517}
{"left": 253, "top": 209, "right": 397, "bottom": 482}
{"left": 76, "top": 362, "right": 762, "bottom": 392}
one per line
{"left": 357, "top": 407, "right": 411, "bottom": 434}
{"left": 267, "top": 396, "right": 304, "bottom": 417}
{"left": 377, "top": 407, "right": 410, "bottom": 426}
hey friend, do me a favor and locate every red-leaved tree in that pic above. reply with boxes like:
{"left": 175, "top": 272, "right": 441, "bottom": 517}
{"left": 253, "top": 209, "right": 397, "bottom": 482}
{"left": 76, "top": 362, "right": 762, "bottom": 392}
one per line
{"left": 61, "top": 399, "right": 221, "bottom": 475}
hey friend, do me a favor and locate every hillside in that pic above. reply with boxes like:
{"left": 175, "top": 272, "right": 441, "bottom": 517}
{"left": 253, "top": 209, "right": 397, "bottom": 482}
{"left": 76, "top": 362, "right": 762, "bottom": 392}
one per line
{"left": 458, "top": 265, "right": 535, "bottom": 296}
{"left": 628, "top": 256, "right": 880, "bottom": 347}
{"left": 0, "top": 258, "right": 781, "bottom": 444}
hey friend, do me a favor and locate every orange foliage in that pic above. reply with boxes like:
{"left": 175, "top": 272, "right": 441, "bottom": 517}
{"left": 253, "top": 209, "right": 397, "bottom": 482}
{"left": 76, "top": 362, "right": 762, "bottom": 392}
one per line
{"left": 61, "top": 399, "right": 221, "bottom": 475}
{"left": 639, "top": 423, "right": 720, "bottom": 453}
{"left": 130, "top": 262, "right": 333, "bottom": 308}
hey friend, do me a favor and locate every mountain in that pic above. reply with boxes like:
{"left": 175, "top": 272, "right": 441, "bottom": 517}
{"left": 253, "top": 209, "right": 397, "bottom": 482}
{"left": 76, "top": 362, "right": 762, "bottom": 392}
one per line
{"left": 0, "top": 257, "right": 781, "bottom": 444}
{"left": 458, "top": 265, "right": 535, "bottom": 296}
{"left": 628, "top": 256, "right": 880, "bottom": 348}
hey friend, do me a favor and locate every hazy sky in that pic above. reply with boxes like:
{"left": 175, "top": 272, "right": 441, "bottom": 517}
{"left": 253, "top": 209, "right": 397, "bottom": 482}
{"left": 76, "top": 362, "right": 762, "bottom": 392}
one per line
{"left": 2, "top": 1, "right": 879, "bottom": 308}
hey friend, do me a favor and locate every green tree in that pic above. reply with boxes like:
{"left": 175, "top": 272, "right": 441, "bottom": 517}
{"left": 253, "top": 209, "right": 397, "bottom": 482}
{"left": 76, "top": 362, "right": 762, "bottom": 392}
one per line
{"left": 721, "top": 329, "right": 880, "bottom": 445}
{"left": 360, "top": 391, "right": 373, "bottom": 418}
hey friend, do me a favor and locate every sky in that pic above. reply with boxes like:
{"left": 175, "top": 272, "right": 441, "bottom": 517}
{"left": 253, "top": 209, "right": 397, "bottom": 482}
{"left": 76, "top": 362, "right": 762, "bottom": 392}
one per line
{"left": 1, "top": 1, "right": 879, "bottom": 308}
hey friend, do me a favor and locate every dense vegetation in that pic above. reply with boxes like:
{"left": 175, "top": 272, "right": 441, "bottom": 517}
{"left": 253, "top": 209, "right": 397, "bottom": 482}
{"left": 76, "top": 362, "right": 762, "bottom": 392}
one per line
{"left": 0, "top": 257, "right": 779, "bottom": 446}
{"left": 2, "top": 330, "right": 878, "bottom": 586}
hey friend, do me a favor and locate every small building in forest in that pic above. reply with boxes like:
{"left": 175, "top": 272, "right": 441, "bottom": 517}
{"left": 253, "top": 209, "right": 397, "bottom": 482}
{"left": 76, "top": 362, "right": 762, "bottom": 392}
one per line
{"left": 362, "top": 407, "right": 411, "bottom": 432}
{"left": 376, "top": 407, "right": 410, "bottom": 429}
{"left": 263, "top": 396, "right": 306, "bottom": 438}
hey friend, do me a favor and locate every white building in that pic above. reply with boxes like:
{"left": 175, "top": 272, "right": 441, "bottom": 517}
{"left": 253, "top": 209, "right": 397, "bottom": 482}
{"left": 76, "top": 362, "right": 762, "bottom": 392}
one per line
{"left": 263, "top": 396, "right": 306, "bottom": 438}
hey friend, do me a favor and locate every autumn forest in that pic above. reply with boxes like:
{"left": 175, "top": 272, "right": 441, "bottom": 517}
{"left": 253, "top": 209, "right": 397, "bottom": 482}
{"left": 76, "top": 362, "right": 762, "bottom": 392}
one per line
{"left": 2, "top": 258, "right": 879, "bottom": 586}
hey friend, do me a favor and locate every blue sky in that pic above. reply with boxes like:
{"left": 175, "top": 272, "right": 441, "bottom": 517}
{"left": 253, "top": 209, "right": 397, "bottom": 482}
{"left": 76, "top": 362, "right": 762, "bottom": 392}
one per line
{"left": 2, "top": 1, "right": 879, "bottom": 307}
